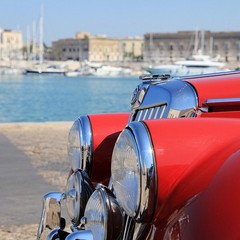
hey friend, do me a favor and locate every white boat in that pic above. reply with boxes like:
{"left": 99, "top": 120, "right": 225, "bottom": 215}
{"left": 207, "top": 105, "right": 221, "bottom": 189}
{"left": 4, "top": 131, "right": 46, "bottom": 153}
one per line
{"left": 92, "top": 65, "right": 132, "bottom": 77}
{"left": 0, "top": 66, "right": 24, "bottom": 75}
{"left": 175, "top": 52, "right": 225, "bottom": 68}
{"left": 25, "top": 5, "right": 66, "bottom": 75}
{"left": 65, "top": 65, "right": 95, "bottom": 77}
{"left": 145, "top": 30, "right": 226, "bottom": 76}
{"left": 66, "top": 61, "right": 132, "bottom": 77}
{"left": 145, "top": 52, "right": 226, "bottom": 76}
{"left": 25, "top": 64, "right": 66, "bottom": 75}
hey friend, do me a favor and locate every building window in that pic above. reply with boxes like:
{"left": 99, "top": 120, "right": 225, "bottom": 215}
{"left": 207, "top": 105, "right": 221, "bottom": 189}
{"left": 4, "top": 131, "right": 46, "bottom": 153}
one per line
{"left": 179, "top": 44, "right": 184, "bottom": 51}
{"left": 224, "top": 43, "right": 230, "bottom": 51}
{"left": 159, "top": 43, "right": 164, "bottom": 51}
{"left": 236, "top": 42, "right": 240, "bottom": 50}
{"left": 213, "top": 45, "right": 218, "bottom": 51}
{"left": 168, "top": 44, "right": 174, "bottom": 51}
{"left": 190, "top": 45, "right": 195, "bottom": 51}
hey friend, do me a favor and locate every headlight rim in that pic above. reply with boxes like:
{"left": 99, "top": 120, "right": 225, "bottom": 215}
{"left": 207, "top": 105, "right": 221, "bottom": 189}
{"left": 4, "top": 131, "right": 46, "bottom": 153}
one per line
{"left": 68, "top": 115, "right": 93, "bottom": 173}
{"left": 65, "top": 170, "right": 94, "bottom": 226}
{"left": 112, "top": 121, "right": 157, "bottom": 222}
{"left": 130, "top": 121, "right": 157, "bottom": 222}
{"left": 84, "top": 184, "right": 124, "bottom": 240}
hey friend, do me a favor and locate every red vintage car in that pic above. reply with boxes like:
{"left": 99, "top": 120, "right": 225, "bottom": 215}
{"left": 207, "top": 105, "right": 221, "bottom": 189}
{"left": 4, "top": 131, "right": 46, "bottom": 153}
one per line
{"left": 37, "top": 71, "right": 240, "bottom": 240}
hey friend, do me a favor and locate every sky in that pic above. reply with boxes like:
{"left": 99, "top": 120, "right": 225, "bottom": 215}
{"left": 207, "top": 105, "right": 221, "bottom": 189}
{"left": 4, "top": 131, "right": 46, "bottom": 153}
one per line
{"left": 1, "top": 0, "right": 240, "bottom": 46}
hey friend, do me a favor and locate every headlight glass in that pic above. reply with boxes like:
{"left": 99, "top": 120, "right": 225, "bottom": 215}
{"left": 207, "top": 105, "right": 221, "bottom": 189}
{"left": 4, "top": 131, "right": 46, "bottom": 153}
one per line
{"left": 84, "top": 189, "right": 106, "bottom": 239}
{"left": 111, "top": 128, "right": 140, "bottom": 217}
{"left": 111, "top": 122, "right": 156, "bottom": 222}
{"left": 65, "top": 170, "right": 94, "bottom": 226}
{"left": 84, "top": 185, "right": 123, "bottom": 240}
{"left": 68, "top": 120, "right": 81, "bottom": 170}
{"left": 67, "top": 116, "right": 92, "bottom": 172}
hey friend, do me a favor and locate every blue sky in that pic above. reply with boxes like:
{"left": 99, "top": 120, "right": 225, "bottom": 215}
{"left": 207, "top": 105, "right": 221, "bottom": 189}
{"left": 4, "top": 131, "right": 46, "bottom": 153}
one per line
{"left": 1, "top": 0, "right": 240, "bottom": 46}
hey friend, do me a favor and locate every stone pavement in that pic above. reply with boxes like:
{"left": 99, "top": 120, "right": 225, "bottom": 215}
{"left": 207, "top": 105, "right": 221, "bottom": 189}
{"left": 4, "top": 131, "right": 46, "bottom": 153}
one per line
{"left": 0, "top": 133, "right": 53, "bottom": 226}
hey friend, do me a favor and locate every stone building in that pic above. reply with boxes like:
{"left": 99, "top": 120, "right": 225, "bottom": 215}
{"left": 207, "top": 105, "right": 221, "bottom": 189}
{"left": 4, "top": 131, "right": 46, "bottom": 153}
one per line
{"left": 120, "top": 37, "right": 144, "bottom": 62}
{"left": 88, "top": 35, "right": 120, "bottom": 62}
{"left": 51, "top": 32, "right": 89, "bottom": 61}
{"left": 144, "top": 31, "right": 240, "bottom": 65}
{"left": 0, "top": 29, "right": 23, "bottom": 60}
{"left": 51, "top": 32, "right": 144, "bottom": 63}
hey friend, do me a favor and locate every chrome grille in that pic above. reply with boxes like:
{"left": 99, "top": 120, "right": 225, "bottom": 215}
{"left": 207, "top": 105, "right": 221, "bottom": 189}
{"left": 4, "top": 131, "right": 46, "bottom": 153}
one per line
{"left": 134, "top": 103, "right": 167, "bottom": 121}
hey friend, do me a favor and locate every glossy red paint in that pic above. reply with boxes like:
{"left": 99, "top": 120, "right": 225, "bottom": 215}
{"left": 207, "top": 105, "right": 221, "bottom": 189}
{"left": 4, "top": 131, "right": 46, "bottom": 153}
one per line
{"left": 88, "top": 113, "right": 129, "bottom": 184}
{"left": 162, "top": 149, "right": 240, "bottom": 240}
{"left": 143, "top": 118, "right": 240, "bottom": 238}
{"left": 184, "top": 72, "right": 240, "bottom": 107}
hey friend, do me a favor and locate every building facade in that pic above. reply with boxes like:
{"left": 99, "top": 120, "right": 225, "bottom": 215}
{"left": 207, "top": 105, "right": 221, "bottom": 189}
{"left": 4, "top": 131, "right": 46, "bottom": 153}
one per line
{"left": 51, "top": 32, "right": 144, "bottom": 63}
{"left": 120, "top": 37, "right": 144, "bottom": 62}
{"left": 88, "top": 36, "right": 121, "bottom": 62}
{"left": 144, "top": 31, "right": 240, "bottom": 65}
{"left": 0, "top": 29, "right": 23, "bottom": 60}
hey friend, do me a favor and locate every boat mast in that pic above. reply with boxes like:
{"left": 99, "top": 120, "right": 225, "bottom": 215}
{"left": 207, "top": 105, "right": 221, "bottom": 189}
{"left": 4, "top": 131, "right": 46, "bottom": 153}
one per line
{"left": 209, "top": 36, "right": 213, "bottom": 57}
{"left": 200, "top": 30, "right": 205, "bottom": 54}
{"left": 32, "top": 21, "right": 37, "bottom": 63}
{"left": 39, "top": 4, "right": 44, "bottom": 67}
{"left": 193, "top": 28, "right": 199, "bottom": 54}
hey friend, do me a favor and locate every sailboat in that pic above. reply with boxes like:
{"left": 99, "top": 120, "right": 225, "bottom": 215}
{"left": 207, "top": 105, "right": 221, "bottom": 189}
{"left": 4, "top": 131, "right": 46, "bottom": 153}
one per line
{"left": 25, "top": 6, "right": 66, "bottom": 75}
{"left": 145, "top": 30, "right": 226, "bottom": 76}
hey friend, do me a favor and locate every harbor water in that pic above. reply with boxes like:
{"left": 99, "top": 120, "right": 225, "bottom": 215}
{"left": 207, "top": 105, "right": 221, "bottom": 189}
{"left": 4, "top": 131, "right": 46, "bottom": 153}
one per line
{"left": 0, "top": 74, "right": 140, "bottom": 123}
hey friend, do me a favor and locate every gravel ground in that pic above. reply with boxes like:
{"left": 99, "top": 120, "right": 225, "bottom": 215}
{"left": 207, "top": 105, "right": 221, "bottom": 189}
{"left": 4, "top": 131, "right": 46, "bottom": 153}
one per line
{"left": 0, "top": 122, "right": 73, "bottom": 240}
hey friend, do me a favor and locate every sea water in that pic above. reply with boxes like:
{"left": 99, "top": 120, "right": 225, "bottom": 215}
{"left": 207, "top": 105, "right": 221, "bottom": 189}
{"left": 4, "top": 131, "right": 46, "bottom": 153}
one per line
{"left": 0, "top": 74, "right": 140, "bottom": 123}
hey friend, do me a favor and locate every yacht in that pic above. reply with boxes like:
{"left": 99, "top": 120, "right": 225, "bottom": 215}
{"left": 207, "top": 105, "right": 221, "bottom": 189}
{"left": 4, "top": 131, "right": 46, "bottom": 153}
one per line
{"left": 145, "top": 52, "right": 226, "bottom": 76}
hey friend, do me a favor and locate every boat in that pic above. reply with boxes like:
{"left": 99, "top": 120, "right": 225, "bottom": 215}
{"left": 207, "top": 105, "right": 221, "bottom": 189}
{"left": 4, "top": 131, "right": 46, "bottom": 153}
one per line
{"left": 65, "top": 64, "right": 95, "bottom": 77}
{"left": 92, "top": 65, "right": 132, "bottom": 77}
{"left": 145, "top": 52, "right": 226, "bottom": 76}
{"left": 0, "top": 66, "right": 24, "bottom": 76}
{"left": 65, "top": 62, "right": 132, "bottom": 77}
{"left": 25, "top": 5, "right": 66, "bottom": 75}
{"left": 25, "top": 64, "right": 66, "bottom": 75}
{"left": 145, "top": 31, "right": 226, "bottom": 76}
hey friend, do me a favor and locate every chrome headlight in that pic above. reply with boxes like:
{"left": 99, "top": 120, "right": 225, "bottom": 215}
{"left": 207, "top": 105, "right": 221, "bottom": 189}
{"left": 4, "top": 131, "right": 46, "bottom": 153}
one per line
{"left": 111, "top": 121, "right": 156, "bottom": 222}
{"left": 83, "top": 185, "right": 123, "bottom": 240}
{"left": 65, "top": 170, "right": 94, "bottom": 226}
{"left": 67, "top": 116, "right": 92, "bottom": 172}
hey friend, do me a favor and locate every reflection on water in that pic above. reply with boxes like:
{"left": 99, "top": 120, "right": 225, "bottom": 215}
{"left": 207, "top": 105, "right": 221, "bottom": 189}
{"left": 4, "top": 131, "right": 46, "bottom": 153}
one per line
{"left": 0, "top": 75, "right": 139, "bottom": 122}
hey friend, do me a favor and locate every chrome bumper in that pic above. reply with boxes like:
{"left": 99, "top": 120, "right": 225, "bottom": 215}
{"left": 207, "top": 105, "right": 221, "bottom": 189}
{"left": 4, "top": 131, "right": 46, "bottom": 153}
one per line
{"left": 37, "top": 191, "right": 93, "bottom": 240}
{"left": 37, "top": 191, "right": 64, "bottom": 240}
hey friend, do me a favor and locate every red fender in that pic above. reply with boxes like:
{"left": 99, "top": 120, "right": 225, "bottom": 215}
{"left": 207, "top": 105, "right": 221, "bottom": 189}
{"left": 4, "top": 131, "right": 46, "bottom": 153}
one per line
{"left": 161, "top": 149, "right": 240, "bottom": 240}
{"left": 143, "top": 118, "right": 240, "bottom": 239}
{"left": 185, "top": 72, "right": 240, "bottom": 107}
{"left": 88, "top": 113, "right": 129, "bottom": 184}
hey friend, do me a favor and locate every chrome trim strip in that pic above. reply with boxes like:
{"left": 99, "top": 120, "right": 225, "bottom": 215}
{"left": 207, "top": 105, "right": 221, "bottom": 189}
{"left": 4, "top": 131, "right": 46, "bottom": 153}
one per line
{"left": 128, "top": 121, "right": 157, "bottom": 222}
{"left": 160, "top": 105, "right": 166, "bottom": 118}
{"left": 203, "top": 98, "right": 240, "bottom": 107}
{"left": 66, "top": 230, "right": 93, "bottom": 240}
{"left": 122, "top": 216, "right": 135, "bottom": 240}
{"left": 149, "top": 108, "right": 154, "bottom": 119}
{"left": 137, "top": 101, "right": 167, "bottom": 111}
{"left": 134, "top": 102, "right": 167, "bottom": 121}
{"left": 154, "top": 106, "right": 160, "bottom": 119}
{"left": 77, "top": 115, "right": 93, "bottom": 172}
{"left": 180, "top": 70, "right": 240, "bottom": 80}
{"left": 37, "top": 192, "right": 64, "bottom": 240}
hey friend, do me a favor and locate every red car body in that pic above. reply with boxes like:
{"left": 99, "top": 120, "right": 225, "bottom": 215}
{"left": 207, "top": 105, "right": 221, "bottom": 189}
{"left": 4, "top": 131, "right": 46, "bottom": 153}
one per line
{"left": 38, "top": 71, "right": 240, "bottom": 240}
